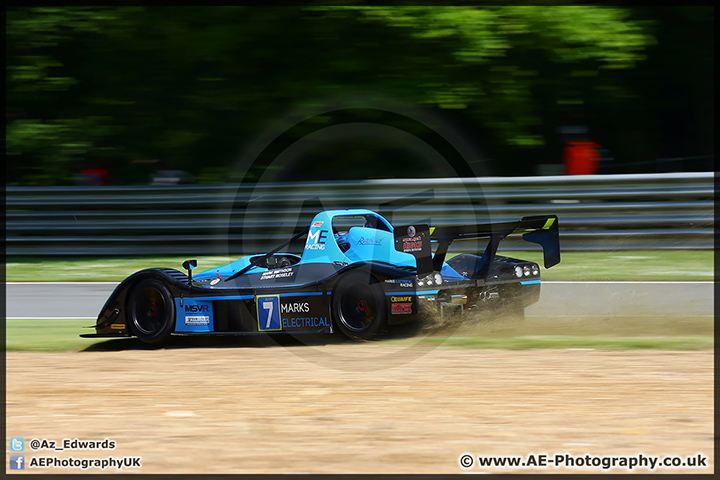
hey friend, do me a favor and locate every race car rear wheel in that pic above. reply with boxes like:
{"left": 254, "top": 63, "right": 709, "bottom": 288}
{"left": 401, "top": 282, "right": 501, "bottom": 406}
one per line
{"left": 332, "top": 271, "right": 387, "bottom": 340}
{"left": 127, "top": 278, "right": 175, "bottom": 345}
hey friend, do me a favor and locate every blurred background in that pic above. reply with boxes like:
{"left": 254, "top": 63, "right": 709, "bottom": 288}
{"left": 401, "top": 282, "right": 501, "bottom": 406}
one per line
{"left": 5, "top": 6, "right": 714, "bottom": 258}
{"left": 6, "top": 6, "right": 714, "bottom": 186}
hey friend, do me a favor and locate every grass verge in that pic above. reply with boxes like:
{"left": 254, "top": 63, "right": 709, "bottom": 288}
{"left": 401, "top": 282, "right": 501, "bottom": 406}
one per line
{"left": 493, "top": 249, "right": 713, "bottom": 282}
{"left": 6, "top": 319, "right": 96, "bottom": 352}
{"left": 6, "top": 318, "right": 713, "bottom": 353}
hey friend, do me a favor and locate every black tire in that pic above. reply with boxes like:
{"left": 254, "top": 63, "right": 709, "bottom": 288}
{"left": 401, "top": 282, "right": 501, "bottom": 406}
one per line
{"left": 332, "top": 271, "right": 387, "bottom": 340}
{"left": 127, "top": 278, "right": 175, "bottom": 345}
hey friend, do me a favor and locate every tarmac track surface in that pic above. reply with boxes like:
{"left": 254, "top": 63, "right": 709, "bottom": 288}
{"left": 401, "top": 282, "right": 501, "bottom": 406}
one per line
{"left": 5, "top": 347, "right": 714, "bottom": 474}
{"left": 5, "top": 281, "right": 714, "bottom": 318}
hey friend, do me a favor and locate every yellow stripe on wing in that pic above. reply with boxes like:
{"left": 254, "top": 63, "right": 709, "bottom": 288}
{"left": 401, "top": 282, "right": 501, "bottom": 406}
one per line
{"left": 542, "top": 217, "right": 555, "bottom": 229}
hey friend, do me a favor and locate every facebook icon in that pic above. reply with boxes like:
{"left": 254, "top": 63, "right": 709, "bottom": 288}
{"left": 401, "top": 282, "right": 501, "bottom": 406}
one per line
{"left": 10, "top": 455, "right": 25, "bottom": 470}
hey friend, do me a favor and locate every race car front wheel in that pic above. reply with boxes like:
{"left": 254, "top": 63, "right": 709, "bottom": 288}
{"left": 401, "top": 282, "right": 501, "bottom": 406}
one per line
{"left": 127, "top": 278, "right": 175, "bottom": 345}
{"left": 332, "top": 271, "right": 387, "bottom": 340}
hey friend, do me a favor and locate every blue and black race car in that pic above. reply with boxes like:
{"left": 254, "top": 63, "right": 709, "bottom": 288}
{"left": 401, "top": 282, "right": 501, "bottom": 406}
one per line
{"left": 81, "top": 209, "right": 560, "bottom": 344}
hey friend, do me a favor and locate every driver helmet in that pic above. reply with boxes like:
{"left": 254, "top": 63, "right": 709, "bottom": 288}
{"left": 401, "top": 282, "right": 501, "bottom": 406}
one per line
{"left": 334, "top": 232, "right": 350, "bottom": 253}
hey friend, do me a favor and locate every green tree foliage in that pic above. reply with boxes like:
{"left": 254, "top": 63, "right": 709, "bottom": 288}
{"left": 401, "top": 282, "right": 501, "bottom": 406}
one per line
{"left": 6, "top": 7, "right": 124, "bottom": 184}
{"left": 5, "top": 6, "right": 711, "bottom": 184}
{"left": 339, "top": 6, "right": 649, "bottom": 147}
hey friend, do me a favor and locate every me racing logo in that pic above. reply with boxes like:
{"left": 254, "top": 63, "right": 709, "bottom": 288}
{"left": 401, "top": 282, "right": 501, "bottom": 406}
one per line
{"left": 305, "top": 229, "right": 328, "bottom": 250}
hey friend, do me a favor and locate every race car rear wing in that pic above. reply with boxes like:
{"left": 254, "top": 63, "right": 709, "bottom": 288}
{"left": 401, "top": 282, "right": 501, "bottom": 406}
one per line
{"left": 394, "top": 215, "right": 560, "bottom": 276}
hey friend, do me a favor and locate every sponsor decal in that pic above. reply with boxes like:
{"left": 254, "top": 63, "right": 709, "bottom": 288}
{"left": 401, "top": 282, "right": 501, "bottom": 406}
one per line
{"left": 185, "top": 315, "right": 210, "bottom": 326}
{"left": 391, "top": 303, "right": 413, "bottom": 314}
{"left": 210, "top": 278, "right": 220, "bottom": 285}
{"left": 390, "top": 295, "right": 414, "bottom": 314}
{"left": 260, "top": 267, "right": 294, "bottom": 280}
{"left": 281, "top": 317, "right": 331, "bottom": 328}
{"left": 356, "top": 236, "right": 383, "bottom": 246}
{"left": 184, "top": 304, "right": 209, "bottom": 313}
{"left": 402, "top": 236, "right": 423, "bottom": 252}
{"left": 312, "top": 221, "right": 324, "bottom": 227}
{"left": 394, "top": 224, "right": 432, "bottom": 273}
{"left": 110, "top": 323, "right": 126, "bottom": 330}
{"left": 305, "top": 229, "right": 329, "bottom": 250}
{"left": 253, "top": 294, "right": 331, "bottom": 331}
{"left": 384, "top": 279, "right": 413, "bottom": 287}
{"left": 281, "top": 302, "right": 310, "bottom": 314}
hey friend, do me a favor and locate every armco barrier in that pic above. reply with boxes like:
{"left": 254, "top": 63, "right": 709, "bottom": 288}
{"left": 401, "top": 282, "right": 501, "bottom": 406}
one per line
{"left": 6, "top": 172, "right": 714, "bottom": 256}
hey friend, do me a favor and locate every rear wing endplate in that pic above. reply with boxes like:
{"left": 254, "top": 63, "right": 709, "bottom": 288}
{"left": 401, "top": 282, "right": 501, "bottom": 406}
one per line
{"left": 394, "top": 215, "right": 560, "bottom": 276}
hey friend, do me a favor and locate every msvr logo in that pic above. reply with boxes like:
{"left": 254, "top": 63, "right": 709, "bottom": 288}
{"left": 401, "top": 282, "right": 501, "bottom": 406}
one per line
{"left": 185, "top": 305, "right": 209, "bottom": 313}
